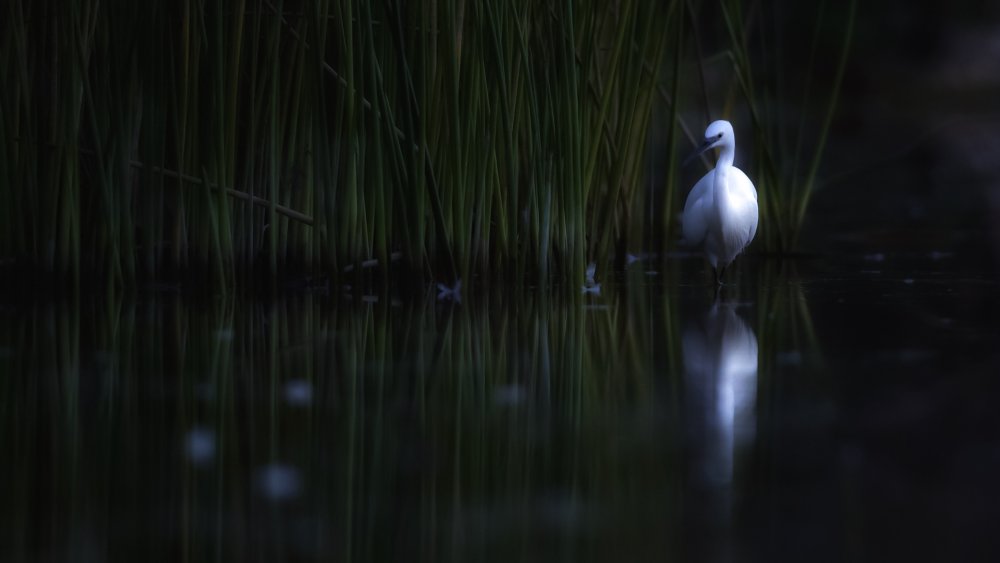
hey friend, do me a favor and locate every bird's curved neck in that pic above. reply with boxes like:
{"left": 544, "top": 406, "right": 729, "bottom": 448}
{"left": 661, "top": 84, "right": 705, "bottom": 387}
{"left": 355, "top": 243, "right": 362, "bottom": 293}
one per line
{"left": 713, "top": 142, "right": 736, "bottom": 212}
{"left": 715, "top": 142, "right": 735, "bottom": 170}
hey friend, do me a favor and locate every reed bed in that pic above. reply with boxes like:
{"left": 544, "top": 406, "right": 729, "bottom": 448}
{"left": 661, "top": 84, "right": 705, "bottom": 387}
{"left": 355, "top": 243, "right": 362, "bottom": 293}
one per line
{"left": 0, "top": 1, "right": 854, "bottom": 290}
{"left": 718, "top": 0, "right": 858, "bottom": 252}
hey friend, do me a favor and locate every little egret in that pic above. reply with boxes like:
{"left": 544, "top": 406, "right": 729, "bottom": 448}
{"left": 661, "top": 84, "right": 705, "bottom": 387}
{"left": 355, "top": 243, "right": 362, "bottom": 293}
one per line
{"left": 682, "top": 120, "right": 758, "bottom": 284}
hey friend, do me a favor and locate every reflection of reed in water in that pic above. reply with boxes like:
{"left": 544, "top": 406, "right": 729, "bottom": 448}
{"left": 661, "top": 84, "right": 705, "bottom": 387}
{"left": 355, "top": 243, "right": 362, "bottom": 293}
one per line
{"left": 682, "top": 299, "right": 758, "bottom": 499}
{"left": 0, "top": 290, "right": 678, "bottom": 562}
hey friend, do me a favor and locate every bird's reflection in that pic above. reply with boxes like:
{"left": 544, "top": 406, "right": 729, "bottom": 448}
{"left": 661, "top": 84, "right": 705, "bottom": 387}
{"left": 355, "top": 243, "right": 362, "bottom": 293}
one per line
{"left": 682, "top": 297, "right": 758, "bottom": 553}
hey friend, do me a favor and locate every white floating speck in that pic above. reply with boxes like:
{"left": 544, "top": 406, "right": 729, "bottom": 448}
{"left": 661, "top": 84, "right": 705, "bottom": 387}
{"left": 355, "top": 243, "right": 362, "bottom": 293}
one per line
{"left": 284, "top": 379, "right": 313, "bottom": 406}
{"left": 583, "top": 262, "right": 600, "bottom": 294}
{"left": 437, "top": 279, "right": 462, "bottom": 303}
{"left": 185, "top": 427, "right": 216, "bottom": 467}
{"left": 255, "top": 464, "right": 303, "bottom": 502}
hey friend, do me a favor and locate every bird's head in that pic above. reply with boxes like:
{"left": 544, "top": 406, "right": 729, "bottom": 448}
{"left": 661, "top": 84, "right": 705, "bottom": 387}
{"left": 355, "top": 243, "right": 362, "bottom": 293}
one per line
{"left": 703, "top": 120, "right": 733, "bottom": 149}
{"left": 684, "top": 120, "right": 735, "bottom": 166}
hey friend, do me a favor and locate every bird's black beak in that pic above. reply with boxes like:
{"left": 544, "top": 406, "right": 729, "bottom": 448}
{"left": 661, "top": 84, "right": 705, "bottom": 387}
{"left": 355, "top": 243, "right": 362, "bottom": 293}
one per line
{"left": 683, "top": 139, "right": 715, "bottom": 167}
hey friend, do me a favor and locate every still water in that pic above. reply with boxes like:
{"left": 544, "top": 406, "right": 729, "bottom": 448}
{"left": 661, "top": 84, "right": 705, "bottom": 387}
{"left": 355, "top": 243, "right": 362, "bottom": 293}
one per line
{"left": 2, "top": 255, "right": 999, "bottom": 562}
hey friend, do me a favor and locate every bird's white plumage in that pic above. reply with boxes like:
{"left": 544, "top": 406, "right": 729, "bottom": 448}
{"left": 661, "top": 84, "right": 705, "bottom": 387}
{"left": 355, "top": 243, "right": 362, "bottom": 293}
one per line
{"left": 682, "top": 120, "right": 758, "bottom": 275}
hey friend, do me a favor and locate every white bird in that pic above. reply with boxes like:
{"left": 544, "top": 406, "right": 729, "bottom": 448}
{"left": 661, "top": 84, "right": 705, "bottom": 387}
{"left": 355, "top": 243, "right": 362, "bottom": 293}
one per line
{"left": 682, "top": 120, "right": 758, "bottom": 284}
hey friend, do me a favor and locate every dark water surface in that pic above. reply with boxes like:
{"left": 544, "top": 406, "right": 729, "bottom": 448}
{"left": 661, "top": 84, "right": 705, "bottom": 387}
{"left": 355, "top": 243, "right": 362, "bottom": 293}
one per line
{"left": 2, "top": 255, "right": 999, "bottom": 562}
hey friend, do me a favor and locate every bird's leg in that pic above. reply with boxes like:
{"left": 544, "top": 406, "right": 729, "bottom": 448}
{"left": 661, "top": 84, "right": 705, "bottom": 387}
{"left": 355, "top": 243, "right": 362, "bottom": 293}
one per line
{"left": 716, "top": 265, "right": 727, "bottom": 286}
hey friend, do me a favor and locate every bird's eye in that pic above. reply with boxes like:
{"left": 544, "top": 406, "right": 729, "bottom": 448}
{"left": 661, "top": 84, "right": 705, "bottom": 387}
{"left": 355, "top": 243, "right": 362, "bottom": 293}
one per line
{"left": 717, "top": 133, "right": 724, "bottom": 139}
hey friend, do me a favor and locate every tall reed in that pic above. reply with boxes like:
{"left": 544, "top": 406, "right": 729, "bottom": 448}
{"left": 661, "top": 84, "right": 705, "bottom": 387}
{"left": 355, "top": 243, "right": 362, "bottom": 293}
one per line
{"left": 0, "top": 1, "right": 678, "bottom": 289}
{"left": 0, "top": 1, "right": 855, "bottom": 289}
{"left": 719, "top": 0, "right": 858, "bottom": 252}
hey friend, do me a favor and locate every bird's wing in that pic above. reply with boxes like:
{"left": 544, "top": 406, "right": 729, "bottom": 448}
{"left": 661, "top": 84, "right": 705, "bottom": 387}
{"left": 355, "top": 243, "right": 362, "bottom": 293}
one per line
{"left": 732, "top": 167, "right": 759, "bottom": 243}
{"left": 681, "top": 170, "right": 714, "bottom": 245}
{"left": 748, "top": 210, "right": 758, "bottom": 245}
{"left": 733, "top": 167, "right": 757, "bottom": 202}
